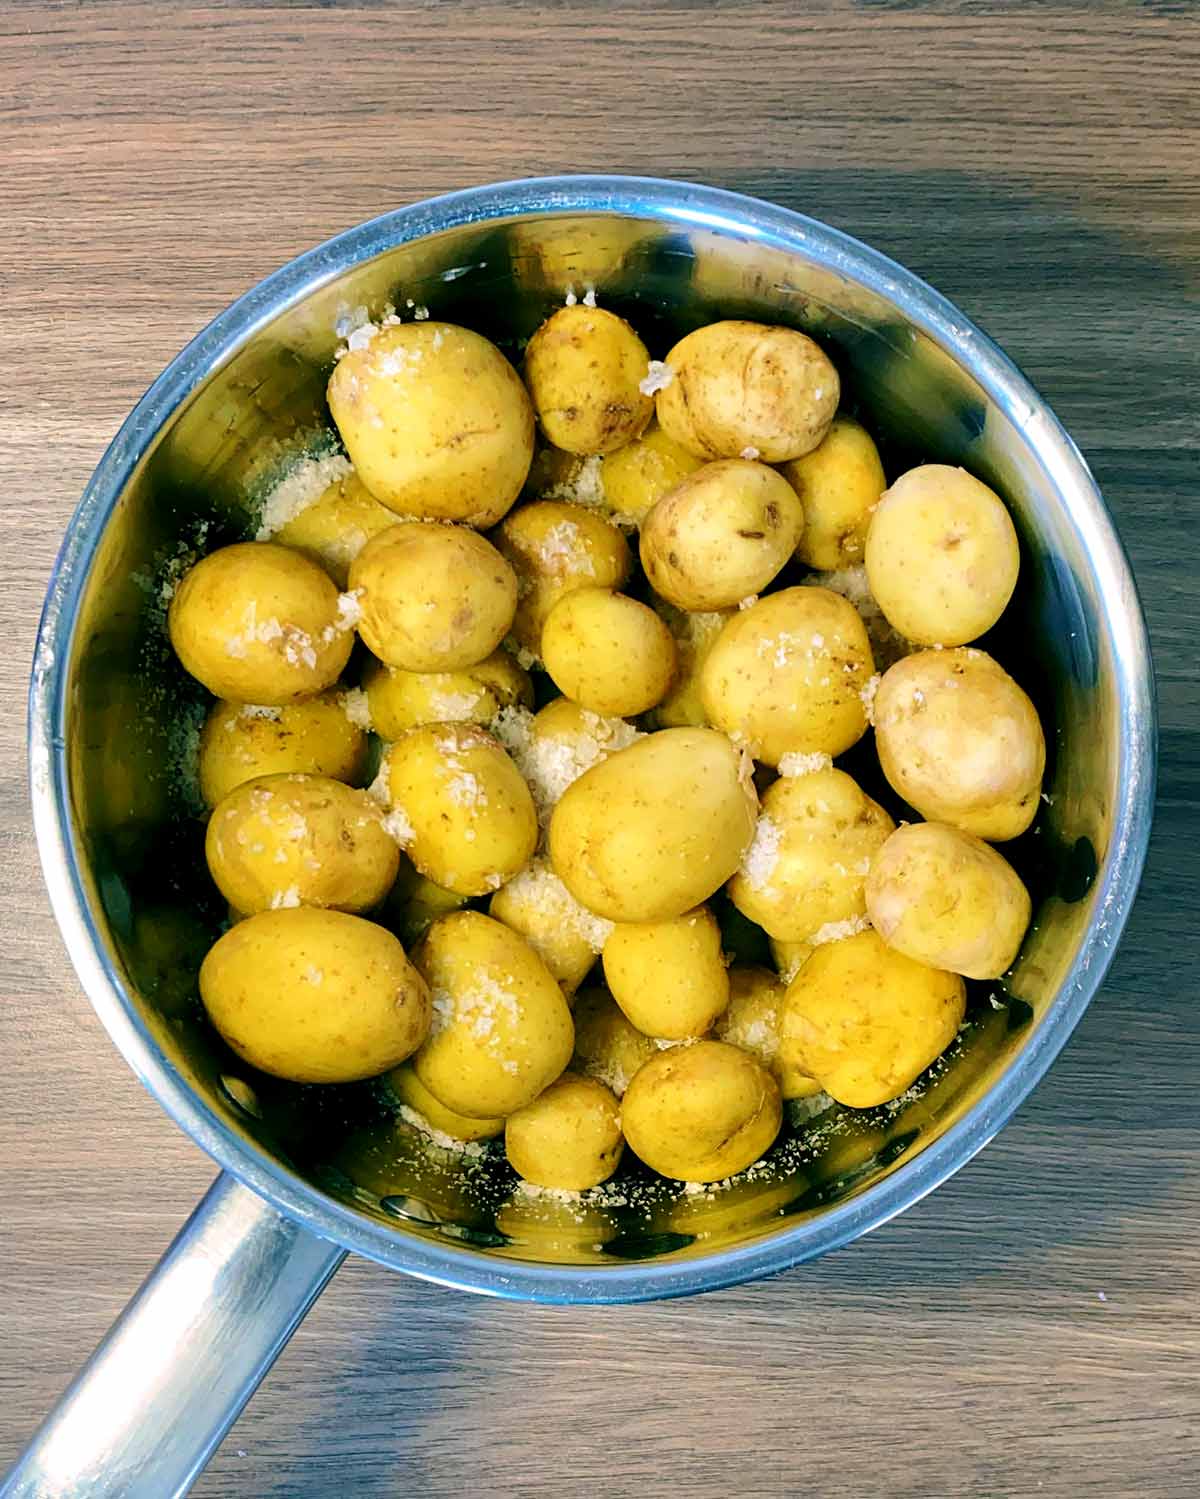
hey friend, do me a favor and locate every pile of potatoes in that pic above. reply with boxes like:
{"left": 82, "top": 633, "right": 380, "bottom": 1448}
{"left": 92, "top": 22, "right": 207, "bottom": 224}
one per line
{"left": 167, "top": 298, "right": 1042, "bottom": 1197}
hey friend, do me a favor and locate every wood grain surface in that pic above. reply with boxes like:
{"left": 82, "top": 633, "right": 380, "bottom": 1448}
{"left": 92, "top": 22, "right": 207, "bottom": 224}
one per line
{"left": 2, "top": 3, "right": 1198, "bottom": 1495}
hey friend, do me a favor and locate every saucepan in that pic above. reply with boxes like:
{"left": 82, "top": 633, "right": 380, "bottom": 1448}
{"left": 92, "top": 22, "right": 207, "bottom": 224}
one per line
{"left": 12, "top": 176, "right": 1154, "bottom": 1498}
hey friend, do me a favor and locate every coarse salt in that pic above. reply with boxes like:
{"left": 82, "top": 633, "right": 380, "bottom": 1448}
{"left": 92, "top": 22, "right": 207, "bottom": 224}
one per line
{"left": 382, "top": 807, "right": 416, "bottom": 847}
{"left": 270, "top": 886, "right": 301, "bottom": 910}
{"left": 740, "top": 816, "right": 782, "bottom": 892}
{"left": 638, "top": 360, "right": 675, "bottom": 396}
{"left": 255, "top": 451, "right": 352, "bottom": 540}
{"left": 809, "top": 914, "right": 870, "bottom": 946}
{"left": 777, "top": 750, "right": 832, "bottom": 777}
{"left": 340, "top": 687, "right": 372, "bottom": 731}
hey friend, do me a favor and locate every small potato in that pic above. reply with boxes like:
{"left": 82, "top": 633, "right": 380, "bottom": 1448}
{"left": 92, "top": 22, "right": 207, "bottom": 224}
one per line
{"left": 651, "top": 603, "right": 732, "bottom": 728}
{"left": 865, "top": 464, "right": 1020, "bottom": 646}
{"left": 271, "top": 468, "right": 397, "bottom": 587}
{"left": 699, "top": 587, "right": 875, "bottom": 765}
{"left": 492, "top": 499, "right": 631, "bottom": 656}
{"left": 866, "top": 821, "right": 1032, "bottom": 979}
{"left": 523, "top": 305, "right": 653, "bottom": 455}
{"left": 599, "top": 420, "right": 704, "bottom": 526}
{"left": 350, "top": 523, "right": 517, "bottom": 672}
{"left": 198, "top": 693, "right": 367, "bottom": 807}
{"left": 363, "top": 650, "right": 532, "bottom": 739}
{"left": 490, "top": 696, "right": 645, "bottom": 827}
{"left": 779, "top": 928, "right": 965, "bottom": 1108}
{"left": 412, "top": 911, "right": 574, "bottom": 1117}
{"left": 541, "top": 587, "right": 676, "bottom": 716}
{"left": 168, "top": 542, "right": 354, "bottom": 704}
{"left": 656, "top": 320, "right": 839, "bottom": 463}
{"left": 381, "top": 856, "right": 468, "bottom": 946}
{"left": 769, "top": 937, "right": 814, "bottom": 984}
{"left": 489, "top": 857, "right": 611, "bottom": 997}
{"left": 200, "top": 908, "right": 430, "bottom": 1083}
{"left": 622, "top": 1040, "right": 782, "bottom": 1183}
{"left": 780, "top": 415, "right": 886, "bottom": 570}
{"left": 387, "top": 1064, "right": 503, "bottom": 1143}
{"left": 549, "top": 727, "right": 758, "bottom": 922}
{"left": 874, "top": 648, "right": 1045, "bottom": 840}
{"left": 640, "top": 459, "right": 804, "bottom": 610}
{"left": 571, "top": 986, "right": 658, "bottom": 1096}
{"left": 728, "top": 768, "right": 895, "bottom": 942}
{"left": 711, "top": 966, "right": 783, "bottom": 1071}
{"left": 327, "top": 321, "right": 533, "bottom": 526}
{"left": 505, "top": 1071, "right": 624, "bottom": 1189}
{"left": 206, "top": 773, "right": 400, "bottom": 916}
{"left": 388, "top": 724, "right": 538, "bottom": 897}
{"left": 603, "top": 905, "right": 728, "bottom": 1040}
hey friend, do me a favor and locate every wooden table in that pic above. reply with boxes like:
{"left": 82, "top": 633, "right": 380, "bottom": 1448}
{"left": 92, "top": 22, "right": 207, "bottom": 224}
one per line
{"left": 3, "top": 4, "right": 1197, "bottom": 1494}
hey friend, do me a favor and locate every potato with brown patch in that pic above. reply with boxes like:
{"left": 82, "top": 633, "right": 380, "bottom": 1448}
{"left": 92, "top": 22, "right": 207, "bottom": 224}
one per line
{"left": 327, "top": 321, "right": 533, "bottom": 526}
{"left": 168, "top": 542, "right": 354, "bottom": 704}
{"left": 780, "top": 415, "right": 886, "bottom": 570}
{"left": 656, "top": 320, "right": 839, "bottom": 462}
{"left": 874, "top": 648, "right": 1044, "bottom": 840}
{"left": 198, "top": 693, "right": 368, "bottom": 807}
{"left": 523, "top": 304, "right": 653, "bottom": 455}
{"left": 640, "top": 459, "right": 805, "bottom": 611}
{"left": 541, "top": 587, "right": 677, "bottom": 716}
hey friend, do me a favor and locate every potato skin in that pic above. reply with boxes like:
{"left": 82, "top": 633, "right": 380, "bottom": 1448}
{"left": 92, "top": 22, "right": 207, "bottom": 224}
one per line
{"left": 198, "top": 692, "right": 367, "bottom": 807}
{"left": 548, "top": 727, "right": 758, "bottom": 922}
{"left": 505, "top": 1071, "right": 624, "bottom": 1189}
{"left": 866, "top": 821, "right": 1032, "bottom": 979}
{"left": 327, "top": 321, "right": 534, "bottom": 526}
{"left": 388, "top": 724, "right": 538, "bottom": 897}
{"left": 622, "top": 1040, "right": 782, "bottom": 1183}
{"left": 603, "top": 905, "right": 729, "bottom": 1040}
{"left": 650, "top": 603, "right": 732, "bottom": 728}
{"left": 600, "top": 421, "right": 704, "bottom": 525}
{"left": 779, "top": 928, "right": 965, "bottom": 1108}
{"left": 571, "top": 986, "right": 658, "bottom": 1096}
{"left": 205, "top": 773, "right": 400, "bottom": 916}
{"left": 541, "top": 587, "right": 676, "bottom": 716}
{"left": 411, "top": 912, "right": 574, "bottom": 1118}
{"left": 168, "top": 542, "right": 354, "bottom": 705}
{"left": 492, "top": 499, "right": 631, "bottom": 656}
{"left": 640, "top": 459, "right": 805, "bottom": 610}
{"left": 200, "top": 908, "right": 430, "bottom": 1084}
{"left": 711, "top": 965, "right": 788, "bottom": 1078}
{"left": 386, "top": 1064, "right": 504, "bottom": 1143}
{"left": 699, "top": 587, "right": 874, "bottom": 765}
{"left": 874, "top": 648, "right": 1045, "bottom": 840}
{"left": 656, "top": 320, "right": 839, "bottom": 463}
{"left": 363, "top": 650, "right": 532, "bottom": 739}
{"left": 780, "top": 415, "right": 886, "bottom": 571}
{"left": 350, "top": 522, "right": 517, "bottom": 672}
{"left": 523, "top": 305, "right": 654, "bottom": 455}
{"left": 728, "top": 768, "right": 895, "bottom": 942}
{"left": 865, "top": 464, "right": 1020, "bottom": 646}
{"left": 488, "top": 856, "right": 610, "bottom": 998}
{"left": 272, "top": 469, "right": 397, "bottom": 587}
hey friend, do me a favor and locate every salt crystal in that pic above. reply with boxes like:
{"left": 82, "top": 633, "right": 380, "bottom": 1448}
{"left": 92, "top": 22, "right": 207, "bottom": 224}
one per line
{"left": 809, "top": 914, "right": 870, "bottom": 946}
{"left": 382, "top": 807, "right": 416, "bottom": 847}
{"left": 638, "top": 359, "right": 675, "bottom": 396}
{"left": 270, "top": 886, "right": 301, "bottom": 910}
{"left": 340, "top": 687, "right": 372, "bottom": 731}
{"left": 777, "top": 751, "right": 832, "bottom": 778}
{"left": 740, "top": 817, "right": 781, "bottom": 892}
{"left": 740, "top": 446, "right": 761, "bottom": 461}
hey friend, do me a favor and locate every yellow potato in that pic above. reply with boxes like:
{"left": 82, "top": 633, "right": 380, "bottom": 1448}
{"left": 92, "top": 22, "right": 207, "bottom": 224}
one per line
{"left": 271, "top": 469, "right": 397, "bottom": 587}
{"left": 492, "top": 499, "right": 631, "bottom": 656}
{"left": 168, "top": 542, "right": 355, "bottom": 704}
{"left": 505, "top": 1071, "right": 624, "bottom": 1189}
{"left": 603, "top": 905, "right": 728, "bottom": 1040}
{"left": 197, "top": 692, "right": 367, "bottom": 807}
{"left": 728, "top": 768, "right": 895, "bottom": 942}
{"left": 327, "top": 321, "right": 533, "bottom": 526}
{"left": 541, "top": 587, "right": 676, "bottom": 716}
{"left": 381, "top": 856, "right": 468, "bottom": 946}
{"left": 866, "top": 821, "right": 1032, "bottom": 979}
{"left": 548, "top": 727, "right": 758, "bottom": 922}
{"left": 523, "top": 305, "right": 653, "bottom": 455}
{"left": 386, "top": 1064, "right": 504, "bottom": 1143}
{"left": 599, "top": 420, "right": 704, "bottom": 526}
{"left": 640, "top": 459, "right": 804, "bottom": 610}
{"left": 699, "top": 587, "right": 875, "bottom": 765}
{"left": 523, "top": 440, "right": 597, "bottom": 502}
{"left": 779, "top": 928, "right": 965, "bottom": 1108}
{"left": 349, "top": 522, "right": 517, "bottom": 672}
{"left": 362, "top": 649, "right": 532, "bottom": 739}
{"left": 650, "top": 603, "right": 732, "bottom": 728}
{"left": 412, "top": 911, "right": 574, "bottom": 1117}
{"left": 865, "top": 464, "right": 1020, "bottom": 646}
{"left": 205, "top": 773, "right": 400, "bottom": 916}
{"left": 769, "top": 937, "right": 814, "bottom": 984}
{"left": 388, "top": 724, "right": 538, "bottom": 897}
{"left": 622, "top": 1040, "right": 782, "bottom": 1183}
{"left": 571, "top": 986, "right": 658, "bottom": 1096}
{"left": 711, "top": 966, "right": 782, "bottom": 1072}
{"left": 200, "top": 908, "right": 430, "bottom": 1083}
{"left": 488, "top": 857, "right": 611, "bottom": 997}
{"left": 874, "top": 648, "right": 1045, "bottom": 840}
{"left": 780, "top": 415, "right": 886, "bottom": 570}
{"left": 656, "top": 320, "right": 839, "bottom": 463}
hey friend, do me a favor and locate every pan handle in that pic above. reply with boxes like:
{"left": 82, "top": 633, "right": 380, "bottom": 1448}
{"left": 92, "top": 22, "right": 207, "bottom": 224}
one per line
{"left": 1, "top": 1172, "right": 345, "bottom": 1498}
